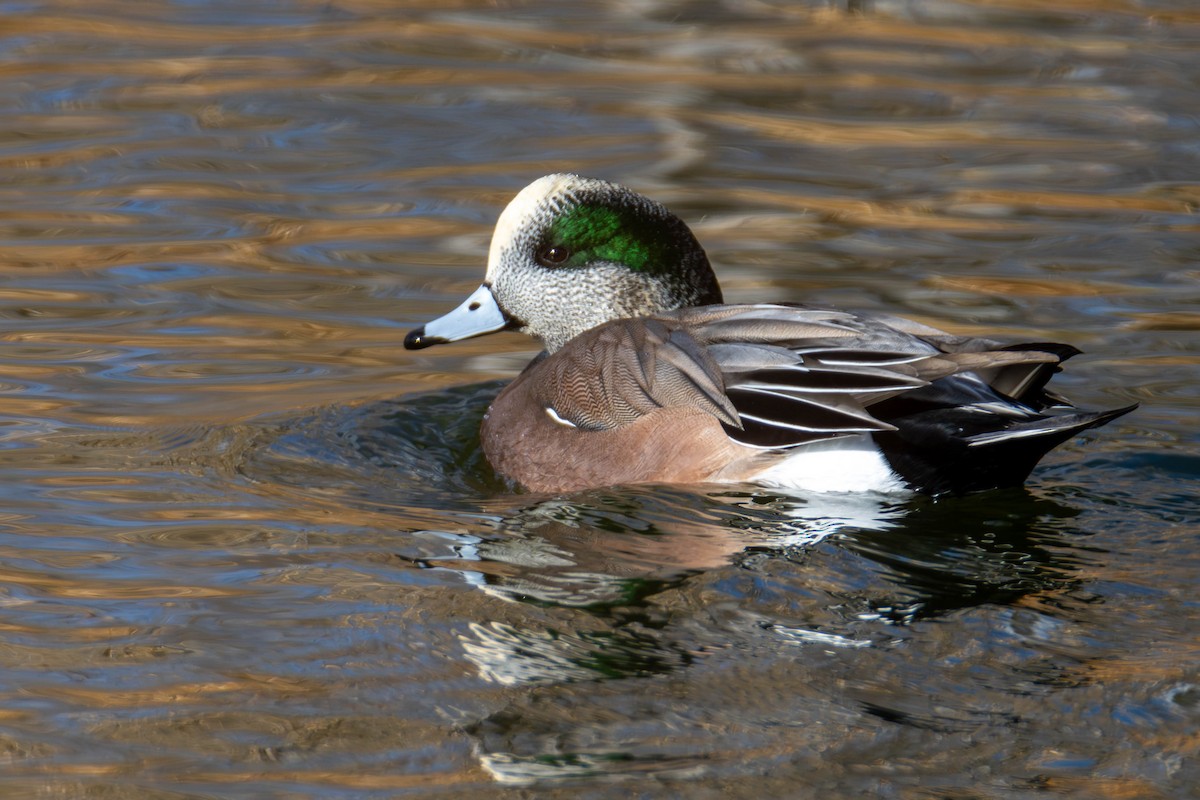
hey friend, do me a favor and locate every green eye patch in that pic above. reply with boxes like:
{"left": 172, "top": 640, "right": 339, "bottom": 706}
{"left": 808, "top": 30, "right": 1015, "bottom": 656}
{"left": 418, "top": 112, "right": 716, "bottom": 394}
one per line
{"left": 546, "top": 203, "right": 683, "bottom": 274}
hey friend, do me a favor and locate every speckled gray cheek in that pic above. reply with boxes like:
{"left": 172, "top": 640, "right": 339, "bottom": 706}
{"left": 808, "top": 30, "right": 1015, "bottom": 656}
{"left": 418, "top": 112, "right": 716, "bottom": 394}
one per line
{"left": 487, "top": 219, "right": 544, "bottom": 313}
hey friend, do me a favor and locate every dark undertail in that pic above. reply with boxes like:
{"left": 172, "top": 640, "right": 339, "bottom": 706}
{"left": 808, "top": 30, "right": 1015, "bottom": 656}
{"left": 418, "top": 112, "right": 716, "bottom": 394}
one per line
{"left": 874, "top": 404, "right": 1138, "bottom": 496}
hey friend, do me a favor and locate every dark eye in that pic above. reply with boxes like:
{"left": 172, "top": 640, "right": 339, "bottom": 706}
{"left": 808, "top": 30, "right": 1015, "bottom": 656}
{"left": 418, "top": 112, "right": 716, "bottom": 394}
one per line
{"left": 536, "top": 243, "right": 570, "bottom": 267}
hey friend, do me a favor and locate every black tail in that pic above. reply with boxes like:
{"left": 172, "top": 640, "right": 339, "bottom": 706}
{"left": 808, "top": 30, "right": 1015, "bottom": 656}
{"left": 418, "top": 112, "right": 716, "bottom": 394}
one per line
{"left": 875, "top": 403, "right": 1138, "bottom": 496}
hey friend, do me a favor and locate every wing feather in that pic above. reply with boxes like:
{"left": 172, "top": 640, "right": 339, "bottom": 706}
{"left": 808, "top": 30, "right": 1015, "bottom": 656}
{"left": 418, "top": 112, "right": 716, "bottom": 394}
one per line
{"left": 537, "top": 305, "right": 1096, "bottom": 458}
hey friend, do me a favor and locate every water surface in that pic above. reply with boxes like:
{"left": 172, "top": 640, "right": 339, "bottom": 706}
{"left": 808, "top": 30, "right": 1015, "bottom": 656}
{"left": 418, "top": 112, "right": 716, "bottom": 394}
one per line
{"left": 0, "top": 1, "right": 1197, "bottom": 797}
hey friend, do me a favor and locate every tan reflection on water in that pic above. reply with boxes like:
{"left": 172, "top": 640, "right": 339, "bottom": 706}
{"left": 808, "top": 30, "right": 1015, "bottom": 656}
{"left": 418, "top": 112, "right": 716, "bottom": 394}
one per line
{"left": 0, "top": 562, "right": 245, "bottom": 600}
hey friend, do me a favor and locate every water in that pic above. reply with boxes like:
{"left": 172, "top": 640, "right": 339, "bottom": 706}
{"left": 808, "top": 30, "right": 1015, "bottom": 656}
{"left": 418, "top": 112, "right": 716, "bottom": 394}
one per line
{"left": 1, "top": 1, "right": 1197, "bottom": 796}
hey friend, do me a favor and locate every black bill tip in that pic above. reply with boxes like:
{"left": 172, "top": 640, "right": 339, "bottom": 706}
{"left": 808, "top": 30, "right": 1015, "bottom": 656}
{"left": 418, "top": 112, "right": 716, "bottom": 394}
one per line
{"left": 404, "top": 327, "right": 445, "bottom": 351}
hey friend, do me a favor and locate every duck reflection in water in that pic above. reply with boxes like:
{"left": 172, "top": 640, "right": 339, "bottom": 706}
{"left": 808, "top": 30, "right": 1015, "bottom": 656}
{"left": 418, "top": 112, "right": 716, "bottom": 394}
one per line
{"left": 428, "top": 486, "right": 1091, "bottom": 785}
{"left": 417, "top": 486, "right": 1086, "bottom": 682}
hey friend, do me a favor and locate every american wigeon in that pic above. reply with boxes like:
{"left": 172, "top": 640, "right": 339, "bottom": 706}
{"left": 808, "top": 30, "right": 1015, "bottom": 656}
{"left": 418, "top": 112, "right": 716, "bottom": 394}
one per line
{"left": 405, "top": 174, "right": 1135, "bottom": 495}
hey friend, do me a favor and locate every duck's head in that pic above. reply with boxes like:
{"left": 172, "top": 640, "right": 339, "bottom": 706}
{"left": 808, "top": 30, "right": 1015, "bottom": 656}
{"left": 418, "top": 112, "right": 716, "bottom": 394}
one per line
{"left": 404, "top": 174, "right": 722, "bottom": 354}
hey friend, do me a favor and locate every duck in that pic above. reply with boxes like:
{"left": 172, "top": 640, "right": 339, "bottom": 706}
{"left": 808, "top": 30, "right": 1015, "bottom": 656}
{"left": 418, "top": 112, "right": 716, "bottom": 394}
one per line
{"left": 404, "top": 174, "right": 1136, "bottom": 495}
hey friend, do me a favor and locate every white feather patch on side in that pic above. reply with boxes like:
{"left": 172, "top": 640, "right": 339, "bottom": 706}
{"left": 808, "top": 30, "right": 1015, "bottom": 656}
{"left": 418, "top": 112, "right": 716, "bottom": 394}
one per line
{"left": 544, "top": 405, "right": 578, "bottom": 428}
{"left": 750, "top": 435, "right": 910, "bottom": 494}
